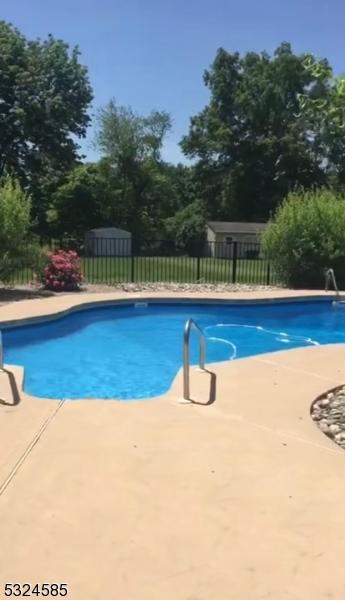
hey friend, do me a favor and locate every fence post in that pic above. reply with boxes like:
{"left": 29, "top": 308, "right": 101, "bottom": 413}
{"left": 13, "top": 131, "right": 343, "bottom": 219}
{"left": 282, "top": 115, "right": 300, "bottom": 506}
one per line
{"left": 130, "top": 244, "right": 135, "bottom": 283}
{"left": 266, "top": 262, "right": 271, "bottom": 286}
{"left": 196, "top": 255, "right": 201, "bottom": 282}
{"left": 232, "top": 241, "right": 238, "bottom": 283}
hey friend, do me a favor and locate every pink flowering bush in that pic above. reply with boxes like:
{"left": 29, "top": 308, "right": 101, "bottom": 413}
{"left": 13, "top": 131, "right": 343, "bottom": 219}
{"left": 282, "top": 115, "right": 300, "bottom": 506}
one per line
{"left": 44, "top": 250, "right": 82, "bottom": 291}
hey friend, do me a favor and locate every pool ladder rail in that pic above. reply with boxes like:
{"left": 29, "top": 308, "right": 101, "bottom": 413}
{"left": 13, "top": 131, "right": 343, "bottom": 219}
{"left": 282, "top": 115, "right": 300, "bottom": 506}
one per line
{"left": 182, "top": 318, "right": 207, "bottom": 401}
{"left": 324, "top": 267, "right": 345, "bottom": 302}
{"left": 324, "top": 268, "right": 345, "bottom": 305}
{"left": 325, "top": 267, "right": 339, "bottom": 295}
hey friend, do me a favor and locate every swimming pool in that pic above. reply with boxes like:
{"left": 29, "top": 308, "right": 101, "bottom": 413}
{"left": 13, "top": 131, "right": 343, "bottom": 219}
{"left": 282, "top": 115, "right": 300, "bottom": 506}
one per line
{"left": 2, "top": 299, "right": 345, "bottom": 400}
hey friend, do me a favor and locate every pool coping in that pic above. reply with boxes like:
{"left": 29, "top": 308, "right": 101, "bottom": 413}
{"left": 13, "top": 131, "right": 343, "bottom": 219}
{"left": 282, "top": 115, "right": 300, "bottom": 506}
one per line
{"left": 0, "top": 288, "right": 341, "bottom": 329}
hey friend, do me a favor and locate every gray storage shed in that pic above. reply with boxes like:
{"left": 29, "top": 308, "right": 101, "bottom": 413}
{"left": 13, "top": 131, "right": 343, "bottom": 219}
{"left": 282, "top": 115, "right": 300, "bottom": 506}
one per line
{"left": 85, "top": 227, "right": 132, "bottom": 257}
{"left": 206, "top": 221, "right": 267, "bottom": 258}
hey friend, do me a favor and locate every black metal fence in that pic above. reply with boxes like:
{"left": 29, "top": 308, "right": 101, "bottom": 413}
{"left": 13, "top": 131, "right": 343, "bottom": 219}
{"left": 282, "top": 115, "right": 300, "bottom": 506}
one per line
{"left": 9, "top": 238, "right": 280, "bottom": 286}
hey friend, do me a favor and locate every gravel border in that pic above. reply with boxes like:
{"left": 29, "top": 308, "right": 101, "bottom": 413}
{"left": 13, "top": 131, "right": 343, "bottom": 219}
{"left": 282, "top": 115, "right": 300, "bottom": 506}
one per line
{"left": 311, "top": 386, "right": 345, "bottom": 449}
{"left": 0, "top": 282, "right": 282, "bottom": 306}
{"left": 90, "top": 282, "right": 281, "bottom": 293}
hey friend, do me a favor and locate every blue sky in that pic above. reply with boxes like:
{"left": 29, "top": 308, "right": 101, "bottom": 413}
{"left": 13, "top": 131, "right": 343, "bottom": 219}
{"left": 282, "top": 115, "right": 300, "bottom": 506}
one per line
{"left": 2, "top": 0, "right": 344, "bottom": 164}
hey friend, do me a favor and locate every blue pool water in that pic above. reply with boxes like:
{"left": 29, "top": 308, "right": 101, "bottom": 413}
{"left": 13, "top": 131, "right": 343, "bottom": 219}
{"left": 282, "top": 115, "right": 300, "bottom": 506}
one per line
{"left": 2, "top": 300, "right": 345, "bottom": 400}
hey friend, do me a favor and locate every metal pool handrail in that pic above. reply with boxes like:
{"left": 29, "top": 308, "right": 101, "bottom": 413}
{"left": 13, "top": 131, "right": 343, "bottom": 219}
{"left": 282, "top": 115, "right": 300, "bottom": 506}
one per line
{"left": 183, "top": 318, "right": 206, "bottom": 401}
{"left": 325, "top": 268, "right": 339, "bottom": 297}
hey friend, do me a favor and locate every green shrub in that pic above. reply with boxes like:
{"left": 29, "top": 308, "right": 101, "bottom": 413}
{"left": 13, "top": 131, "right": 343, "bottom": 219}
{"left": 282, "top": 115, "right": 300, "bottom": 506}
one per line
{"left": 0, "top": 177, "right": 40, "bottom": 283}
{"left": 164, "top": 201, "right": 206, "bottom": 256}
{"left": 262, "top": 189, "right": 345, "bottom": 288}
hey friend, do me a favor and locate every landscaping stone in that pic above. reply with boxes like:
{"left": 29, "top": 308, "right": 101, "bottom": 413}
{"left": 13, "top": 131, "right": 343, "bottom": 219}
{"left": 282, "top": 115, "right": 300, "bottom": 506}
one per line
{"left": 311, "top": 386, "right": 345, "bottom": 448}
{"left": 87, "top": 282, "right": 280, "bottom": 293}
{"left": 0, "top": 282, "right": 282, "bottom": 307}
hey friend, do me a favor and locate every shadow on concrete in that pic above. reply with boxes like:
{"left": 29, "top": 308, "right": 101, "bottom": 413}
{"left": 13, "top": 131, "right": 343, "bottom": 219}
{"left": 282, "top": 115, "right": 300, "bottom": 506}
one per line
{"left": 0, "top": 369, "right": 21, "bottom": 406}
{"left": 189, "top": 369, "right": 217, "bottom": 406}
{"left": 0, "top": 288, "right": 56, "bottom": 306}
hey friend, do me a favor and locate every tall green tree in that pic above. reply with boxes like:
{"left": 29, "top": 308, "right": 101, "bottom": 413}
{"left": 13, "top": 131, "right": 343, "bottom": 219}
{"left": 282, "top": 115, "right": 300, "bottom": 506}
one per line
{"left": 0, "top": 21, "right": 93, "bottom": 228}
{"left": 96, "top": 101, "right": 171, "bottom": 164}
{"left": 157, "top": 163, "right": 198, "bottom": 214}
{"left": 95, "top": 101, "right": 172, "bottom": 242}
{"left": 48, "top": 163, "right": 109, "bottom": 237}
{"left": 297, "top": 55, "right": 345, "bottom": 183}
{"left": 181, "top": 43, "right": 329, "bottom": 221}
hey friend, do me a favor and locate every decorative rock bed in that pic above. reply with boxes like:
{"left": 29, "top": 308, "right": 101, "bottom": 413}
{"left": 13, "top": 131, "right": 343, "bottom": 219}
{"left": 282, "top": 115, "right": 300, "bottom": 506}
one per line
{"left": 0, "top": 282, "right": 282, "bottom": 306}
{"left": 311, "top": 386, "right": 345, "bottom": 449}
{"left": 88, "top": 282, "right": 281, "bottom": 293}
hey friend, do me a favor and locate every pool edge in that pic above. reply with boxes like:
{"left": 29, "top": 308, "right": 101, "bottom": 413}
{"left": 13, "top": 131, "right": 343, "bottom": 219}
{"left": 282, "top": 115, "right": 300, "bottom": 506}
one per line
{"left": 0, "top": 290, "right": 340, "bottom": 329}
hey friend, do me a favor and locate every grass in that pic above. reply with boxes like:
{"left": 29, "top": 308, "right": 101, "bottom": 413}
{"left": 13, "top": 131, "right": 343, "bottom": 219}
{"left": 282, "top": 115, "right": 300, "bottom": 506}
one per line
{"left": 81, "top": 256, "right": 277, "bottom": 285}
{"left": 7, "top": 256, "right": 279, "bottom": 286}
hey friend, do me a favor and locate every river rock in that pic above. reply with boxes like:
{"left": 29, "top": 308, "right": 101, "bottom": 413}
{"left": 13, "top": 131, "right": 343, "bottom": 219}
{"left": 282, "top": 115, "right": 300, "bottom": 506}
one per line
{"left": 319, "top": 420, "right": 329, "bottom": 433}
{"left": 312, "top": 387, "right": 345, "bottom": 449}
{"left": 329, "top": 424, "right": 341, "bottom": 435}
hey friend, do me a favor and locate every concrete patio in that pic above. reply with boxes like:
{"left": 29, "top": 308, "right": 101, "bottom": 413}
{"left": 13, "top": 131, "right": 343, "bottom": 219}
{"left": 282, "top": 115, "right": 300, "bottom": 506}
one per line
{"left": 1, "top": 292, "right": 345, "bottom": 599}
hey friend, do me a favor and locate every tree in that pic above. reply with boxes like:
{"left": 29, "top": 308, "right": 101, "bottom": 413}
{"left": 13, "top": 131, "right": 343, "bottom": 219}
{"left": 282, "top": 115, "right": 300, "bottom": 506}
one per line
{"left": 0, "top": 21, "right": 93, "bottom": 229}
{"left": 96, "top": 101, "right": 171, "bottom": 164}
{"left": 49, "top": 164, "right": 108, "bottom": 237}
{"left": 50, "top": 158, "right": 151, "bottom": 239}
{"left": 297, "top": 55, "right": 345, "bottom": 183}
{"left": 181, "top": 43, "right": 329, "bottom": 221}
{"left": 0, "top": 177, "right": 40, "bottom": 282}
{"left": 95, "top": 101, "right": 172, "bottom": 243}
{"left": 164, "top": 201, "right": 206, "bottom": 255}
{"left": 157, "top": 163, "right": 199, "bottom": 215}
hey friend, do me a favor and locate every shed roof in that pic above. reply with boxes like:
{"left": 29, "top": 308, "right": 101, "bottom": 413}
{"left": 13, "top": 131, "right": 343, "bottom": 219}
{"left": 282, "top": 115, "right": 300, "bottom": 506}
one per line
{"left": 207, "top": 221, "right": 267, "bottom": 234}
{"left": 86, "top": 227, "right": 131, "bottom": 237}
